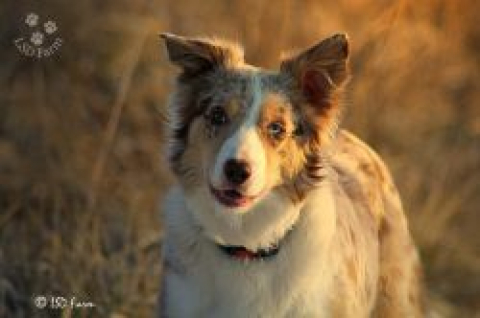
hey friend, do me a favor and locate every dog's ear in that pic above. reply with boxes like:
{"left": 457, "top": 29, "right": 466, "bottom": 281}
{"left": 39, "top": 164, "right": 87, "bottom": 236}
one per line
{"left": 161, "top": 33, "right": 244, "bottom": 78}
{"left": 280, "top": 34, "right": 350, "bottom": 108}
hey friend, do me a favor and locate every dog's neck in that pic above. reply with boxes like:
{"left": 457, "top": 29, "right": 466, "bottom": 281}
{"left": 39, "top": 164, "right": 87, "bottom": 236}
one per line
{"left": 185, "top": 187, "right": 304, "bottom": 252}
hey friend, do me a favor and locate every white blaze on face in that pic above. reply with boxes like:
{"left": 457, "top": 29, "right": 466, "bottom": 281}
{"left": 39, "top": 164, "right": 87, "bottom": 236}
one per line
{"left": 210, "top": 74, "right": 266, "bottom": 196}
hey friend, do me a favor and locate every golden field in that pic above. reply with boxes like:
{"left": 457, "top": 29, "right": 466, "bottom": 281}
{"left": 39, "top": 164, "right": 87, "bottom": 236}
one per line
{"left": 0, "top": 0, "right": 479, "bottom": 317}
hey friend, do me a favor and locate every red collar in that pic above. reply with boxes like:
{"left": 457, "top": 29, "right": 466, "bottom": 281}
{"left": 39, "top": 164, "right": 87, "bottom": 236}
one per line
{"left": 217, "top": 244, "right": 279, "bottom": 261}
{"left": 216, "top": 226, "right": 296, "bottom": 261}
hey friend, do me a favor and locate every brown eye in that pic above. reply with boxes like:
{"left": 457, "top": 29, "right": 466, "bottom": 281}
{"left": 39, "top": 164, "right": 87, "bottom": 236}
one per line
{"left": 207, "top": 106, "right": 228, "bottom": 126}
{"left": 267, "top": 121, "right": 286, "bottom": 140}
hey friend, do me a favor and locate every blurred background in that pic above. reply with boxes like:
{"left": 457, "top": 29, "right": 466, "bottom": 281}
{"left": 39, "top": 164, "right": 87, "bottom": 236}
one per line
{"left": 0, "top": 0, "right": 479, "bottom": 317}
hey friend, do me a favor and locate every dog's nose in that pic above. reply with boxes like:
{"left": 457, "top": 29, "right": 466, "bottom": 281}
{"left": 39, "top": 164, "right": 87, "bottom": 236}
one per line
{"left": 224, "top": 159, "right": 251, "bottom": 185}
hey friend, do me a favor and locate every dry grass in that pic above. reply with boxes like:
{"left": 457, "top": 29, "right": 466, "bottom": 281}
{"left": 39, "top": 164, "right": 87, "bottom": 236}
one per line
{"left": 0, "top": 0, "right": 479, "bottom": 317}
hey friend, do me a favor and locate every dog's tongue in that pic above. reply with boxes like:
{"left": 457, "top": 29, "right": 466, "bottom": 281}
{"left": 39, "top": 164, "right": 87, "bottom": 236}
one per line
{"left": 231, "top": 247, "right": 256, "bottom": 260}
{"left": 222, "top": 189, "right": 250, "bottom": 207}
{"left": 211, "top": 186, "right": 252, "bottom": 208}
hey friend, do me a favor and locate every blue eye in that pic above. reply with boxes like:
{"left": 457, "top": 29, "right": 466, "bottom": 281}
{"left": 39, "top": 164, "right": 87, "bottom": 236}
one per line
{"left": 267, "top": 122, "right": 286, "bottom": 139}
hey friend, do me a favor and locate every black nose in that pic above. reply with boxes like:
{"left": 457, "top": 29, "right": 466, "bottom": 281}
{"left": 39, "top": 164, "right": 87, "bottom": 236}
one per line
{"left": 224, "top": 159, "right": 251, "bottom": 185}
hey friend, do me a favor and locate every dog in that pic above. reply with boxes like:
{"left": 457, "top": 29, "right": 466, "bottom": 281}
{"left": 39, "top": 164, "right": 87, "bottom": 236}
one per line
{"left": 159, "top": 33, "right": 424, "bottom": 318}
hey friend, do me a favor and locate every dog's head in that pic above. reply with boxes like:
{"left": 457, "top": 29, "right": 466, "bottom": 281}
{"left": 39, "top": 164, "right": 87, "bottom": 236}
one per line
{"left": 161, "top": 33, "right": 349, "bottom": 245}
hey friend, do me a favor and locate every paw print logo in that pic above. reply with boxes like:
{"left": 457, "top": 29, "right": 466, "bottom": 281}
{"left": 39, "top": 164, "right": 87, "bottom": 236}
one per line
{"left": 25, "top": 13, "right": 39, "bottom": 27}
{"left": 30, "top": 31, "right": 44, "bottom": 46}
{"left": 15, "top": 11, "right": 63, "bottom": 58}
{"left": 44, "top": 21, "right": 57, "bottom": 34}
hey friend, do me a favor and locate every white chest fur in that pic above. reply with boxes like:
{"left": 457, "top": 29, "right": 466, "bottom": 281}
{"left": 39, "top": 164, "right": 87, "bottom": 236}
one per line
{"left": 162, "top": 184, "right": 338, "bottom": 318}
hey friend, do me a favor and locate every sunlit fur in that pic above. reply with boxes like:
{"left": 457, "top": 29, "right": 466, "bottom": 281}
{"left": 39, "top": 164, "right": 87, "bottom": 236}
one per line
{"left": 159, "top": 33, "right": 424, "bottom": 317}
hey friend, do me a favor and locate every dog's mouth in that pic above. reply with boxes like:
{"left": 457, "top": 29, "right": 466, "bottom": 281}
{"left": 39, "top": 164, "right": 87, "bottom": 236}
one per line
{"left": 209, "top": 186, "right": 256, "bottom": 208}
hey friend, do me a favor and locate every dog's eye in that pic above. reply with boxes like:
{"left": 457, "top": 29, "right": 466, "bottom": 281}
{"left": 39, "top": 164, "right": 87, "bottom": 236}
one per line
{"left": 207, "top": 106, "right": 228, "bottom": 126}
{"left": 267, "top": 122, "right": 286, "bottom": 140}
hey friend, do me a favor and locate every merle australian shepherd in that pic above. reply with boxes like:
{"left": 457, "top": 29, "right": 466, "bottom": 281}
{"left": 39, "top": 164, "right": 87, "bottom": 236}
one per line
{"left": 158, "top": 33, "right": 424, "bottom": 318}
